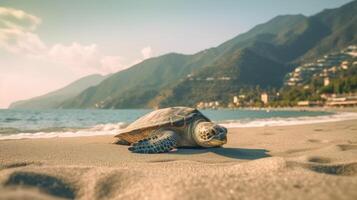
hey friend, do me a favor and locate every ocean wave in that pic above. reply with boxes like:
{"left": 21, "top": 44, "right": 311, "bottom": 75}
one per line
{"left": 1, "top": 112, "right": 357, "bottom": 140}
{"left": 3, "top": 118, "right": 21, "bottom": 122}
{"left": 220, "top": 112, "right": 357, "bottom": 128}
{"left": 0, "top": 122, "right": 128, "bottom": 140}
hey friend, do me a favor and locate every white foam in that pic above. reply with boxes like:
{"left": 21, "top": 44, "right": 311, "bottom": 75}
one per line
{"left": 0, "top": 122, "right": 128, "bottom": 140}
{"left": 1, "top": 112, "right": 357, "bottom": 140}
{"left": 220, "top": 112, "right": 357, "bottom": 128}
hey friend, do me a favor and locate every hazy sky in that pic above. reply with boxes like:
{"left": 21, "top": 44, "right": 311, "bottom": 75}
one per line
{"left": 0, "top": 0, "right": 352, "bottom": 108}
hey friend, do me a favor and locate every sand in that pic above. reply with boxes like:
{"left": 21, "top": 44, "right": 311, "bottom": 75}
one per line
{"left": 1, "top": 119, "right": 357, "bottom": 200}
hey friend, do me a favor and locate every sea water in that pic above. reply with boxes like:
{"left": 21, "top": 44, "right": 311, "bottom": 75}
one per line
{"left": 0, "top": 109, "right": 356, "bottom": 140}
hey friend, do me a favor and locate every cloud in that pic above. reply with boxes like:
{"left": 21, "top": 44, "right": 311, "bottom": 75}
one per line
{"left": 47, "top": 43, "right": 133, "bottom": 74}
{"left": 0, "top": 7, "right": 158, "bottom": 108}
{"left": 0, "top": 7, "right": 41, "bottom": 31}
{"left": 141, "top": 46, "right": 153, "bottom": 59}
{"left": 48, "top": 42, "right": 100, "bottom": 73}
{"left": 0, "top": 7, "right": 154, "bottom": 75}
{"left": 0, "top": 7, "right": 46, "bottom": 56}
{"left": 0, "top": 28, "right": 46, "bottom": 55}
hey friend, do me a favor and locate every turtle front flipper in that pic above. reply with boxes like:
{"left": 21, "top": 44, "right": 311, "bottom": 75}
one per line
{"left": 128, "top": 130, "right": 178, "bottom": 153}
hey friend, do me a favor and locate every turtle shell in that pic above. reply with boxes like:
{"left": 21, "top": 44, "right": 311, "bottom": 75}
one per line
{"left": 115, "top": 107, "right": 209, "bottom": 140}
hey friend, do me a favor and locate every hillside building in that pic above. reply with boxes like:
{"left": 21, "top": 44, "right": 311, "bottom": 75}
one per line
{"left": 324, "top": 77, "right": 330, "bottom": 86}
{"left": 261, "top": 93, "right": 269, "bottom": 104}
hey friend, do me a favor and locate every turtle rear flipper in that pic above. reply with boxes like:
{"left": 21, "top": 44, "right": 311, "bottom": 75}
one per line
{"left": 128, "top": 130, "right": 178, "bottom": 153}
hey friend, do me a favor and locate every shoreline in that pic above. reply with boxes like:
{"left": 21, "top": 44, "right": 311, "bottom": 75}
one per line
{"left": 0, "top": 108, "right": 357, "bottom": 141}
{"left": 1, "top": 108, "right": 357, "bottom": 140}
{"left": 204, "top": 106, "right": 357, "bottom": 112}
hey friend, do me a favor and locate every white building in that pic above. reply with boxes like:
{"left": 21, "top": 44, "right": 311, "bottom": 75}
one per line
{"left": 324, "top": 77, "right": 330, "bottom": 86}
{"left": 261, "top": 93, "right": 269, "bottom": 104}
{"left": 233, "top": 96, "right": 239, "bottom": 104}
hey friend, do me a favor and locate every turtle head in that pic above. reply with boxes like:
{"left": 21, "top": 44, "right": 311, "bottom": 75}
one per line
{"left": 193, "top": 121, "right": 227, "bottom": 147}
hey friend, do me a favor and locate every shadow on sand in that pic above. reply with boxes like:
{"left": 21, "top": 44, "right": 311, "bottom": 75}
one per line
{"left": 174, "top": 147, "right": 270, "bottom": 160}
{"left": 4, "top": 171, "right": 76, "bottom": 199}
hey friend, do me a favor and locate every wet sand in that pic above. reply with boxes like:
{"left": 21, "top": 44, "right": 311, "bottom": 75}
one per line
{"left": 1, "top": 119, "right": 357, "bottom": 199}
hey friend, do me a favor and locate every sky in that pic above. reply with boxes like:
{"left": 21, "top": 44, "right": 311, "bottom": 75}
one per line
{"left": 0, "top": 0, "right": 353, "bottom": 108}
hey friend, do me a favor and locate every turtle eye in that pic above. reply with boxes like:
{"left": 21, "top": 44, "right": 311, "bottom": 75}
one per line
{"left": 173, "top": 120, "right": 184, "bottom": 127}
{"left": 210, "top": 128, "right": 217, "bottom": 136}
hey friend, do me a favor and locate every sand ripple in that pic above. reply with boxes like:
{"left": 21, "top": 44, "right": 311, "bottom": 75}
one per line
{"left": 1, "top": 157, "right": 357, "bottom": 200}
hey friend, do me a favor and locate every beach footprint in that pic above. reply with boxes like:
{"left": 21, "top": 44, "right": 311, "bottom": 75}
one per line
{"left": 93, "top": 169, "right": 143, "bottom": 199}
{"left": 307, "top": 139, "right": 329, "bottom": 143}
{"left": 337, "top": 144, "right": 357, "bottom": 151}
{"left": 3, "top": 171, "right": 76, "bottom": 199}
{"left": 313, "top": 129, "right": 324, "bottom": 132}
{"left": 308, "top": 162, "right": 357, "bottom": 176}
{"left": 284, "top": 148, "right": 316, "bottom": 154}
{"left": 288, "top": 161, "right": 357, "bottom": 176}
{"left": 1, "top": 162, "right": 41, "bottom": 170}
{"left": 306, "top": 156, "right": 331, "bottom": 164}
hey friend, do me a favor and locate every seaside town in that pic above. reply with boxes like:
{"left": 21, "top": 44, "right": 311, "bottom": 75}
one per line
{"left": 197, "top": 45, "right": 357, "bottom": 109}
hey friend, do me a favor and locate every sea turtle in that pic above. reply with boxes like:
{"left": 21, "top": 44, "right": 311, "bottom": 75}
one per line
{"left": 113, "top": 107, "right": 227, "bottom": 153}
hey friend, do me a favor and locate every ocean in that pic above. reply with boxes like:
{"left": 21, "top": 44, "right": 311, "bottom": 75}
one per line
{"left": 0, "top": 108, "right": 355, "bottom": 140}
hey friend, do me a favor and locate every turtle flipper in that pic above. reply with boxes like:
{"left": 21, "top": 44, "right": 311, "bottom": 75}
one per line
{"left": 128, "top": 130, "right": 178, "bottom": 153}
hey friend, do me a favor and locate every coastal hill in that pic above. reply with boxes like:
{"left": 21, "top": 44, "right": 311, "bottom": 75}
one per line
{"left": 162, "top": 0, "right": 357, "bottom": 107}
{"left": 12, "top": 1, "right": 357, "bottom": 109}
{"left": 9, "top": 74, "right": 109, "bottom": 109}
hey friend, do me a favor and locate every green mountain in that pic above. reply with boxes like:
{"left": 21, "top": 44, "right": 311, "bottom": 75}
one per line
{"left": 301, "top": 1, "right": 357, "bottom": 61}
{"left": 60, "top": 0, "right": 357, "bottom": 108}
{"left": 9, "top": 74, "right": 108, "bottom": 109}
{"left": 159, "top": 49, "right": 287, "bottom": 107}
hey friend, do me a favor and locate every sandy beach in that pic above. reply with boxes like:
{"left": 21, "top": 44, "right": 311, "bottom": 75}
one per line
{"left": 1, "top": 119, "right": 357, "bottom": 200}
